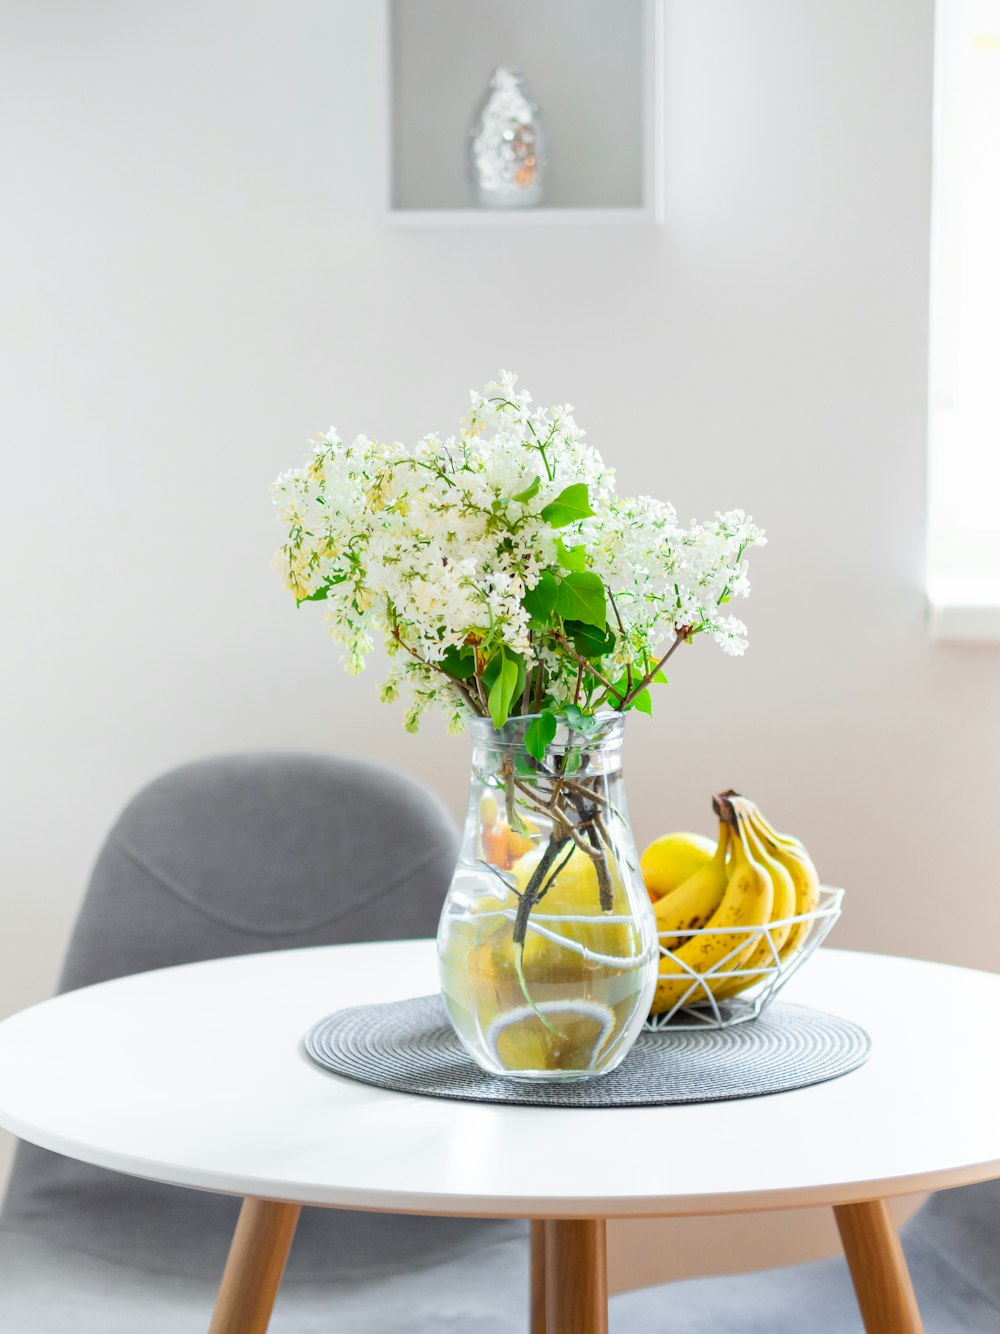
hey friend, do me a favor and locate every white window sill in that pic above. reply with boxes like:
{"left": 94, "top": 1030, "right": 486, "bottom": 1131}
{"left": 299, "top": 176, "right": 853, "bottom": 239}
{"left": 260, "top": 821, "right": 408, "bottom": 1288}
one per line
{"left": 928, "top": 597, "right": 1000, "bottom": 642}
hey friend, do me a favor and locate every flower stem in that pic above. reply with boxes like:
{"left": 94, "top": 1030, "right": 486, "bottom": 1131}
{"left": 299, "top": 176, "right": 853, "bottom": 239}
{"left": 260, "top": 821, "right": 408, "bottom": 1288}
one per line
{"left": 391, "top": 626, "right": 483, "bottom": 714}
{"left": 616, "top": 628, "right": 691, "bottom": 709}
{"left": 552, "top": 634, "right": 626, "bottom": 705}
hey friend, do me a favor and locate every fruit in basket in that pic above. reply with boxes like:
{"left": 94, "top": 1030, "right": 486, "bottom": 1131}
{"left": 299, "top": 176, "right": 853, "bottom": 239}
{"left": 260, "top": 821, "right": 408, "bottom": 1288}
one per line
{"left": 649, "top": 800, "right": 773, "bottom": 1014}
{"left": 652, "top": 823, "right": 731, "bottom": 949}
{"left": 709, "top": 798, "right": 796, "bottom": 999}
{"left": 648, "top": 792, "right": 824, "bottom": 1017}
{"left": 742, "top": 802, "right": 821, "bottom": 958}
{"left": 640, "top": 831, "right": 716, "bottom": 902}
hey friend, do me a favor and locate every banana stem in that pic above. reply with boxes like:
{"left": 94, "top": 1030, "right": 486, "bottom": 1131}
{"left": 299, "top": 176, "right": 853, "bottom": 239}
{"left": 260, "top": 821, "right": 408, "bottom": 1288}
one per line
{"left": 712, "top": 791, "right": 739, "bottom": 829}
{"left": 721, "top": 789, "right": 807, "bottom": 859}
{"left": 721, "top": 795, "right": 760, "bottom": 869}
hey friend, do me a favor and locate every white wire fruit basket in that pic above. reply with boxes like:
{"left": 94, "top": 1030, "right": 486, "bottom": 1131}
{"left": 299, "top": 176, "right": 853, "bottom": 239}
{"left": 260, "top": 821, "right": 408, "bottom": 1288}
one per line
{"left": 644, "top": 886, "right": 844, "bottom": 1031}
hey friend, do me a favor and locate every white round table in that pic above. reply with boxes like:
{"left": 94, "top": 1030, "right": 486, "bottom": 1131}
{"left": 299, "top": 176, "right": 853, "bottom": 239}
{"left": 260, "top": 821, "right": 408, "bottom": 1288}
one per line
{"left": 0, "top": 943, "right": 997, "bottom": 1334}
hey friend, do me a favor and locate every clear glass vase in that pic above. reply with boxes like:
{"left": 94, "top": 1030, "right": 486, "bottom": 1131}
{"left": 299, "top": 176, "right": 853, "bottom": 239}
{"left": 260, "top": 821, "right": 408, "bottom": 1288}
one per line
{"left": 437, "top": 714, "right": 658, "bottom": 1081}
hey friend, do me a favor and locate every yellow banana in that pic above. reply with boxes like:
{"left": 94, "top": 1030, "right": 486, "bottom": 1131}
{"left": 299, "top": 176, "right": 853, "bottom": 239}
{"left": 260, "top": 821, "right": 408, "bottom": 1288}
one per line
{"left": 751, "top": 806, "right": 811, "bottom": 860}
{"left": 710, "top": 799, "right": 796, "bottom": 999}
{"left": 650, "top": 799, "right": 773, "bottom": 1015}
{"left": 745, "top": 805, "right": 820, "bottom": 958}
{"left": 718, "top": 790, "right": 822, "bottom": 960}
{"left": 653, "top": 822, "right": 731, "bottom": 950}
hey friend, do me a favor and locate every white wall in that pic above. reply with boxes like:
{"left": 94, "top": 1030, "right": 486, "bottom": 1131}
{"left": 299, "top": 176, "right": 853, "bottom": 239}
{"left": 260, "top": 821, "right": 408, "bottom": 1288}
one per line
{"left": 1, "top": 0, "right": 991, "bottom": 1291}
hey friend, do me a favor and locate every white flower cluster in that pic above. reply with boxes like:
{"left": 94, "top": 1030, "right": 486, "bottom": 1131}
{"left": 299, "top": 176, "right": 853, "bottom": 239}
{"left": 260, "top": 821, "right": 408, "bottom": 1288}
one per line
{"left": 585, "top": 500, "right": 763, "bottom": 662}
{"left": 271, "top": 373, "right": 765, "bottom": 731}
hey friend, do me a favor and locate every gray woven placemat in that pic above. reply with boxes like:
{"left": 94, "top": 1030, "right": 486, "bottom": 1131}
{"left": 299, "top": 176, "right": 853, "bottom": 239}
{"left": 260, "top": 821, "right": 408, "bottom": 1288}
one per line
{"left": 304, "top": 995, "right": 870, "bottom": 1108}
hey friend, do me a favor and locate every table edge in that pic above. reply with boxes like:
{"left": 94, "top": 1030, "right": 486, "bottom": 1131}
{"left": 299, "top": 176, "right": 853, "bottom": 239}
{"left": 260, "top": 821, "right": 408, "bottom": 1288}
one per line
{"left": 3, "top": 941, "right": 994, "bottom": 1024}
{"left": 3, "top": 1107, "right": 998, "bottom": 1219}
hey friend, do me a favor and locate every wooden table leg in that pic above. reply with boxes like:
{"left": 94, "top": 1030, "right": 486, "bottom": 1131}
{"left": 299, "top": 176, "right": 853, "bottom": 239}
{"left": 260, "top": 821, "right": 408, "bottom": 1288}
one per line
{"left": 531, "top": 1220, "right": 548, "bottom": 1334}
{"left": 544, "top": 1218, "right": 608, "bottom": 1334}
{"left": 834, "top": 1199, "right": 924, "bottom": 1334}
{"left": 209, "top": 1197, "right": 301, "bottom": 1334}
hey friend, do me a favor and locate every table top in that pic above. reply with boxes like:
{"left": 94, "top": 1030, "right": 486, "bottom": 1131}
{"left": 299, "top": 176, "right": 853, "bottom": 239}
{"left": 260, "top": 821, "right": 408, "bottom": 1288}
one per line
{"left": 0, "top": 943, "right": 997, "bottom": 1220}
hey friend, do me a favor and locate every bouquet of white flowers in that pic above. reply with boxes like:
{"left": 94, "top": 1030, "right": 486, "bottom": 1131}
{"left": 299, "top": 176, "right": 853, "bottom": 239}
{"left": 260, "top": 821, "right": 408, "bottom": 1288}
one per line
{"left": 271, "top": 372, "right": 765, "bottom": 755}
{"left": 272, "top": 373, "right": 768, "bottom": 1078}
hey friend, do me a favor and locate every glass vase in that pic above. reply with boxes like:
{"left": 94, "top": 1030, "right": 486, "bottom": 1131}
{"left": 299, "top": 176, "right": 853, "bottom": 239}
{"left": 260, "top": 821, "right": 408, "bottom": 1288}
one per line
{"left": 437, "top": 714, "right": 657, "bottom": 1081}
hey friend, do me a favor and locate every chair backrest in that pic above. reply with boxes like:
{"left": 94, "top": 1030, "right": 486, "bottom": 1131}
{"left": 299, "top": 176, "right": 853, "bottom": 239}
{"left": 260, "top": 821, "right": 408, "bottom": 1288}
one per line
{"left": 1, "top": 752, "right": 512, "bottom": 1281}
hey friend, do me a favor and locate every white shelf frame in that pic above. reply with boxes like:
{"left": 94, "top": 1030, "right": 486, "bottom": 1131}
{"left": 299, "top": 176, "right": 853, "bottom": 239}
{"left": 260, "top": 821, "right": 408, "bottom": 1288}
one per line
{"left": 385, "top": 0, "right": 664, "bottom": 227}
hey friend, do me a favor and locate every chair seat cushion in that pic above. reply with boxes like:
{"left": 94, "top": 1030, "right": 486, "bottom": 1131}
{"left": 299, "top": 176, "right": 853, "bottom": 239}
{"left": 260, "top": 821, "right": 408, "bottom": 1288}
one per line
{"left": 3, "top": 1146, "right": 522, "bottom": 1282}
{"left": 0, "top": 1225, "right": 530, "bottom": 1334}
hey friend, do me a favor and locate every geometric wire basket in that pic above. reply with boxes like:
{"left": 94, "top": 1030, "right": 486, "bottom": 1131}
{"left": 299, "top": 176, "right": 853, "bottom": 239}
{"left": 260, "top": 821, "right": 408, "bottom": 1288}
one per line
{"left": 644, "top": 886, "right": 844, "bottom": 1031}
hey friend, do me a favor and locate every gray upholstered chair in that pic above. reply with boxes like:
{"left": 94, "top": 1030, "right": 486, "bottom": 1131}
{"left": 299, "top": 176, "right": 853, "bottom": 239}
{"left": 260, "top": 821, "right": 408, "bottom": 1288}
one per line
{"left": 608, "top": 1179, "right": 1000, "bottom": 1331}
{"left": 0, "top": 752, "right": 529, "bottom": 1332}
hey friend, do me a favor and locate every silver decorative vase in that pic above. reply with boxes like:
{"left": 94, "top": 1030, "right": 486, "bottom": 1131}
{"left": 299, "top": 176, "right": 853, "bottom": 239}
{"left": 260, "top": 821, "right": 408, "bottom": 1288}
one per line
{"left": 467, "top": 67, "right": 546, "bottom": 209}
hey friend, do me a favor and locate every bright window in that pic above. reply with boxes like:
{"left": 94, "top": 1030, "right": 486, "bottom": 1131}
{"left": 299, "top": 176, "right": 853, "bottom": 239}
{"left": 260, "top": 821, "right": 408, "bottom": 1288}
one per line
{"left": 928, "top": 0, "right": 1000, "bottom": 634}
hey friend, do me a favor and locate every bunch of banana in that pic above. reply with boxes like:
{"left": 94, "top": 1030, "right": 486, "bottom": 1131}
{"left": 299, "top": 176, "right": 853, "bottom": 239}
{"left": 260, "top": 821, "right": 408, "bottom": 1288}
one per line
{"left": 645, "top": 793, "right": 821, "bottom": 1016}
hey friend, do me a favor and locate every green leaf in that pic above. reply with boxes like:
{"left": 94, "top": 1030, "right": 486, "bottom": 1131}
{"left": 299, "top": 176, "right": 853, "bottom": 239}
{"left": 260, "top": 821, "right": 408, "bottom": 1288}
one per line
{"left": 439, "top": 645, "right": 476, "bottom": 680}
{"left": 482, "top": 648, "right": 525, "bottom": 701}
{"left": 561, "top": 703, "right": 600, "bottom": 736}
{"left": 295, "top": 568, "right": 353, "bottom": 606}
{"left": 513, "top": 655, "right": 527, "bottom": 706}
{"left": 555, "top": 537, "right": 587, "bottom": 572}
{"left": 295, "top": 585, "right": 329, "bottom": 606}
{"left": 511, "top": 475, "right": 541, "bottom": 504}
{"left": 630, "top": 687, "right": 653, "bottom": 716}
{"left": 523, "top": 710, "right": 558, "bottom": 762}
{"left": 540, "top": 483, "right": 596, "bottom": 529}
{"left": 565, "top": 619, "right": 616, "bottom": 659}
{"left": 294, "top": 572, "right": 351, "bottom": 607}
{"left": 556, "top": 572, "right": 607, "bottom": 629}
{"left": 487, "top": 650, "right": 520, "bottom": 729}
{"left": 561, "top": 703, "right": 584, "bottom": 728}
{"left": 522, "top": 570, "right": 558, "bottom": 620}
{"left": 606, "top": 672, "right": 630, "bottom": 705}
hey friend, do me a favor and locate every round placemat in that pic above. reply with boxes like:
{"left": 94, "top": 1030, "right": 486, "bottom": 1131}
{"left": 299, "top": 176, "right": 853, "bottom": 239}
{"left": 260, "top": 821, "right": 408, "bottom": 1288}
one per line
{"left": 303, "top": 995, "right": 870, "bottom": 1108}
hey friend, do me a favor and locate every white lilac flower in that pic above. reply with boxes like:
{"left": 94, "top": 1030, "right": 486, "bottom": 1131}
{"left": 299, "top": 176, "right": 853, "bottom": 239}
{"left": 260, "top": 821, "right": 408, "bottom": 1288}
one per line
{"left": 271, "top": 373, "right": 766, "bottom": 730}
